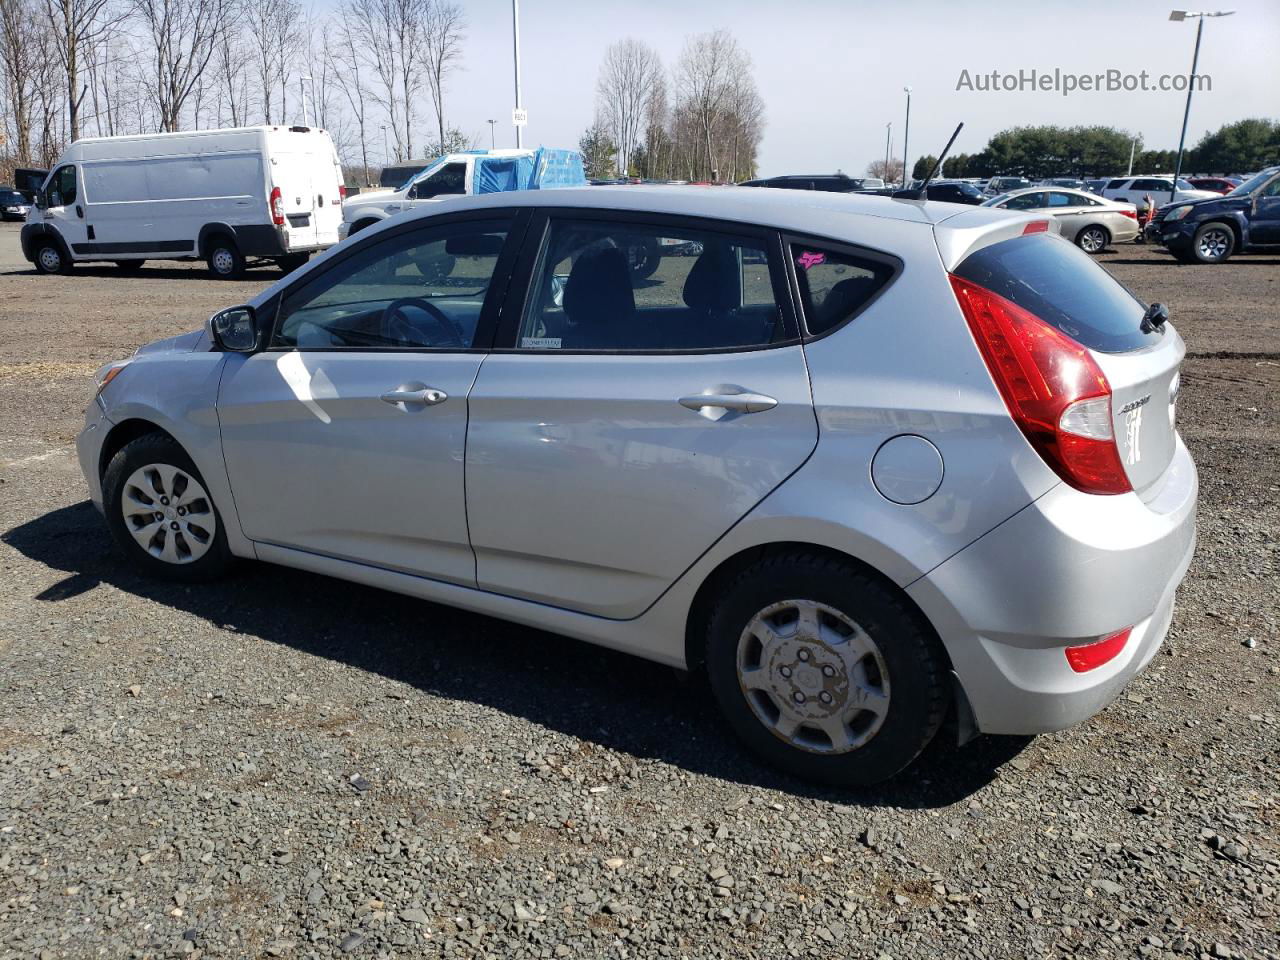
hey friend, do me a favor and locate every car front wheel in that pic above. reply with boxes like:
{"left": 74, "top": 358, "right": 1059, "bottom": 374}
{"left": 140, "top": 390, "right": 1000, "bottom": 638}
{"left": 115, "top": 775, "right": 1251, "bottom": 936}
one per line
{"left": 704, "top": 552, "right": 949, "bottom": 786}
{"left": 1192, "top": 223, "right": 1234, "bottom": 263}
{"left": 102, "top": 434, "right": 234, "bottom": 581}
{"left": 34, "top": 243, "right": 70, "bottom": 274}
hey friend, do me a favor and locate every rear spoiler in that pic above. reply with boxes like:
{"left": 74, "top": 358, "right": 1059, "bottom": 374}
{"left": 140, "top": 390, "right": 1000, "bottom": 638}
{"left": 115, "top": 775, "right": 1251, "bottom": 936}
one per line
{"left": 932, "top": 208, "right": 1062, "bottom": 272}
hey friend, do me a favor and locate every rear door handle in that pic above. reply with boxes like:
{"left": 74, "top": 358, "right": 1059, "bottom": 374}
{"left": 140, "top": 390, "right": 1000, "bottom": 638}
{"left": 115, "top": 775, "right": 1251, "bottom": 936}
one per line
{"left": 380, "top": 386, "right": 447, "bottom": 407}
{"left": 679, "top": 391, "right": 778, "bottom": 414}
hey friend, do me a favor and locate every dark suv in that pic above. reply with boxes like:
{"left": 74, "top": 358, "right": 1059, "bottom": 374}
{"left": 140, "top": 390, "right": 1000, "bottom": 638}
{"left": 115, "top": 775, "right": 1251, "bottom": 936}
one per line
{"left": 1154, "top": 166, "right": 1280, "bottom": 263}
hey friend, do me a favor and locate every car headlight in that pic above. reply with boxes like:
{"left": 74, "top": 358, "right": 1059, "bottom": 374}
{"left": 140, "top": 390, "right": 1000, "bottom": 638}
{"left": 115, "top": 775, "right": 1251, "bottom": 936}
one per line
{"left": 93, "top": 359, "right": 132, "bottom": 397}
{"left": 1167, "top": 205, "right": 1194, "bottom": 221}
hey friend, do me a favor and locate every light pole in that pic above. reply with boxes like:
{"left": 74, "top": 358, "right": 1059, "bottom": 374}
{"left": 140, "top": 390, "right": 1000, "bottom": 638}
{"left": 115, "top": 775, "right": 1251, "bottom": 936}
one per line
{"left": 512, "top": 0, "right": 523, "bottom": 149}
{"left": 300, "top": 75, "right": 316, "bottom": 127}
{"left": 381, "top": 124, "right": 389, "bottom": 167}
{"left": 901, "top": 86, "right": 912, "bottom": 187}
{"left": 1168, "top": 10, "right": 1235, "bottom": 203}
{"left": 883, "top": 122, "right": 891, "bottom": 183}
{"left": 488, "top": 119, "right": 497, "bottom": 149}
{"left": 1127, "top": 133, "right": 1139, "bottom": 176}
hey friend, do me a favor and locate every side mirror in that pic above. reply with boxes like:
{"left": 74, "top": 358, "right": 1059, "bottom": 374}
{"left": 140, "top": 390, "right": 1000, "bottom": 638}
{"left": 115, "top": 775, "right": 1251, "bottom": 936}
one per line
{"left": 209, "top": 305, "right": 259, "bottom": 352}
{"left": 33, "top": 193, "right": 46, "bottom": 210}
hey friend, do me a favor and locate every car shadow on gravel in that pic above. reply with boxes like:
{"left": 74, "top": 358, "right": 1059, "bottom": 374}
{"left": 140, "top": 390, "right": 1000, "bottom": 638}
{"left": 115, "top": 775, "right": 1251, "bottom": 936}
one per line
{"left": 3, "top": 501, "right": 1032, "bottom": 809}
{"left": 2, "top": 265, "right": 287, "bottom": 281}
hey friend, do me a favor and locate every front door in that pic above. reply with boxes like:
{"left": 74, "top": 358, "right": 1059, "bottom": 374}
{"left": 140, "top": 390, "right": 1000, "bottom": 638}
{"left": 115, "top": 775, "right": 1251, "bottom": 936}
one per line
{"left": 41, "top": 165, "right": 89, "bottom": 256}
{"left": 465, "top": 212, "right": 817, "bottom": 619}
{"left": 1250, "top": 175, "right": 1280, "bottom": 245}
{"left": 218, "top": 214, "right": 519, "bottom": 584}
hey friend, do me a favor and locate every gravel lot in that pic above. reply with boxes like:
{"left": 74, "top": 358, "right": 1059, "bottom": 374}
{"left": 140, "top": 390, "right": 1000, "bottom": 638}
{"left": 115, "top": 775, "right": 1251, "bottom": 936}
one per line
{"left": 0, "top": 222, "right": 1277, "bottom": 960}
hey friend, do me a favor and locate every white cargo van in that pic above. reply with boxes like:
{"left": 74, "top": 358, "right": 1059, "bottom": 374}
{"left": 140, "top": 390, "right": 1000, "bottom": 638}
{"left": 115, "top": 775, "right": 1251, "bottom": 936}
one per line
{"left": 22, "top": 126, "right": 344, "bottom": 279}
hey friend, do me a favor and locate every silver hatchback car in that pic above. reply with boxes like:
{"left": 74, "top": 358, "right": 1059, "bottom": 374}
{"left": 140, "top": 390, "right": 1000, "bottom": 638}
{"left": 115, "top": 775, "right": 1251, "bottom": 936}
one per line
{"left": 77, "top": 187, "right": 1196, "bottom": 785}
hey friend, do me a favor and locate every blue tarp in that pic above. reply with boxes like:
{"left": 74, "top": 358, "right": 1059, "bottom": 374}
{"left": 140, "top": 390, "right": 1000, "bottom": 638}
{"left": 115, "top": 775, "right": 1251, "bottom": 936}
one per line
{"left": 473, "top": 149, "right": 585, "bottom": 194}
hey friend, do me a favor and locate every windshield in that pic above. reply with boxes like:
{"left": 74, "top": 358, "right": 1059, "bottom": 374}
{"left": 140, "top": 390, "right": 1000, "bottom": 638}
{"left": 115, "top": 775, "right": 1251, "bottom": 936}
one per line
{"left": 1227, "top": 170, "right": 1275, "bottom": 196}
{"left": 403, "top": 157, "right": 450, "bottom": 192}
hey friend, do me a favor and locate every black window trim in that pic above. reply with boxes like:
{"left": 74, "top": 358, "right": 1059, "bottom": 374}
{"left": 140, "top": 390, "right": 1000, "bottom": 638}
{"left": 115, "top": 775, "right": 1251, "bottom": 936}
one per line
{"left": 780, "top": 232, "right": 904, "bottom": 342}
{"left": 490, "top": 206, "right": 804, "bottom": 356}
{"left": 257, "top": 207, "right": 532, "bottom": 354}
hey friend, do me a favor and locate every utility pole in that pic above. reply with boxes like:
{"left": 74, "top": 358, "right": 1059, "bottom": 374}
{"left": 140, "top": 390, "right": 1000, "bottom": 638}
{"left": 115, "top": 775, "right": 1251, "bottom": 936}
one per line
{"left": 884, "top": 122, "right": 891, "bottom": 183}
{"left": 1127, "top": 134, "right": 1138, "bottom": 176}
{"left": 488, "top": 119, "right": 497, "bottom": 149}
{"left": 512, "top": 0, "right": 523, "bottom": 149}
{"left": 299, "top": 76, "right": 308, "bottom": 126}
{"left": 902, "top": 86, "right": 912, "bottom": 187}
{"left": 1168, "top": 10, "right": 1235, "bottom": 203}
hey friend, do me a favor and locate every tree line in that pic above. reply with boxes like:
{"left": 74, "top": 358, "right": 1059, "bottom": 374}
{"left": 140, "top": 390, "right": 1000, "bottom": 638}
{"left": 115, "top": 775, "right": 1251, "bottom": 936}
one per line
{"left": 580, "top": 30, "right": 764, "bottom": 183}
{"left": 0, "top": 0, "right": 469, "bottom": 185}
{"left": 907, "top": 119, "right": 1279, "bottom": 182}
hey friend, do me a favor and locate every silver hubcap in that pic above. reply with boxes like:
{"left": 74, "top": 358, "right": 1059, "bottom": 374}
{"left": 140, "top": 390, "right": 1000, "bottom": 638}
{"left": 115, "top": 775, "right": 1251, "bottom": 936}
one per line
{"left": 212, "top": 248, "right": 235, "bottom": 274}
{"left": 1197, "top": 229, "right": 1229, "bottom": 260}
{"left": 39, "top": 247, "right": 61, "bottom": 271}
{"left": 737, "top": 599, "right": 891, "bottom": 754}
{"left": 1081, "top": 229, "right": 1105, "bottom": 252}
{"left": 120, "top": 463, "right": 216, "bottom": 564}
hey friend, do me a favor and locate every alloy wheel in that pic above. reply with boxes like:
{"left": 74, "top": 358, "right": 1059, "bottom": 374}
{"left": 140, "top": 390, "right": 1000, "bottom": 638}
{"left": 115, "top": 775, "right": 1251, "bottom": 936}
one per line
{"left": 1079, "top": 228, "right": 1106, "bottom": 253}
{"left": 1197, "top": 228, "right": 1230, "bottom": 261}
{"left": 120, "top": 463, "right": 217, "bottom": 564}
{"left": 736, "top": 598, "right": 891, "bottom": 754}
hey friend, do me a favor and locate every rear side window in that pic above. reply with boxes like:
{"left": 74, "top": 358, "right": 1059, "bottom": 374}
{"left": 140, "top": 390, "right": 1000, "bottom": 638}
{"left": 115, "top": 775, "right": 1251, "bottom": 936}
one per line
{"left": 790, "top": 243, "right": 897, "bottom": 336}
{"left": 953, "top": 233, "right": 1153, "bottom": 353}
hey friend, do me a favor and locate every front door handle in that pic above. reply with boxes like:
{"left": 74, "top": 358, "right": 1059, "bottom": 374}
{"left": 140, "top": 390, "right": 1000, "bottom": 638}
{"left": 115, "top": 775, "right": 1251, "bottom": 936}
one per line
{"left": 679, "top": 391, "right": 778, "bottom": 414}
{"left": 380, "top": 386, "right": 447, "bottom": 407}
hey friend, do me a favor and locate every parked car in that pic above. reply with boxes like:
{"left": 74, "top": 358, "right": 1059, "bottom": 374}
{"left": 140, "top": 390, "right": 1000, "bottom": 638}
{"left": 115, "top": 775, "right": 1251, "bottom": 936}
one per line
{"left": 985, "top": 176, "right": 1033, "bottom": 195}
{"left": 340, "top": 147, "right": 586, "bottom": 240}
{"left": 0, "top": 187, "right": 31, "bottom": 221}
{"left": 20, "top": 126, "right": 344, "bottom": 279}
{"left": 1152, "top": 165, "right": 1280, "bottom": 263}
{"left": 1039, "top": 178, "right": 1088, "bottom": 190}
{"left": 1101, "top": 176, "right": 1217, "bottom": 207}
{"left": 981, "top": 187, "right": 1140, "bottom": 252}
{"left": 738, "top": 174, "right": 865, "bottom": 192}
{"left": 12, "top": 167, "right": 48, "bottom": 203}
{"left": 921, "top": 180, "right": 985, "bottom": 204}
{"left": 1084, "top": 179, "right": 1111, "bottom": 195}
{"left": 1185, "top": 177, "right": 1240, "bottom": 195}
{"left": 78, "top": 187, "right": 1195, "bottom": 785}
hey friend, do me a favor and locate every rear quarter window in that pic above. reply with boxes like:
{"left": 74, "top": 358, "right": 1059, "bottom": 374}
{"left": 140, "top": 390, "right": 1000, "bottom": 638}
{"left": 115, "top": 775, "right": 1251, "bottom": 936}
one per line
{"left": 953, "top": 233, "right": 1154, "bottom": 353}
{"left": 790, "top": 243, "right": 898, "bottom": 337}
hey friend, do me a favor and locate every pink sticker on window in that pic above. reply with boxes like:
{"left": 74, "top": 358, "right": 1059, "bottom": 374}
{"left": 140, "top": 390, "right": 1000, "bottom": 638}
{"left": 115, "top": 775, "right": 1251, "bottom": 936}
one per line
{"left": 797, "top": 251, "right": 826, "bottom": 270}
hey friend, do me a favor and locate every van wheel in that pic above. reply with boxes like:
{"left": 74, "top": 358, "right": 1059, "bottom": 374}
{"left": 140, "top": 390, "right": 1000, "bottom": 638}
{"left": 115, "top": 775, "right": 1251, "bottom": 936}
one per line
{"left": 114, "top": 260, "right": 145, "bottom": 272}
{"left": 278, "top": 252, "right": 311, "bottom": 274}
{"left": 1192, "top": 223, "right": 1234, "bottom": 263}
{"left": 102, "top": 433, "right": 234, "bottom": 582}
{"left": 704, "top": 552, "right": 949, "bottom": 786}
{"left": 1076, "top": 226, "right": 1109, "bottom": 254}
{"left": 34, "top": 243, "right": 71, "bottom": 275}
{"left": 207, "top": 239, "right": 245, "bottom": 279}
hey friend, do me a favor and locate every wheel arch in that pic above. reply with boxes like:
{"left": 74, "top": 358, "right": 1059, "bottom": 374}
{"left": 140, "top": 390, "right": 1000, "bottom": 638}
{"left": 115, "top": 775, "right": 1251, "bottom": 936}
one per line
{"left": 347, "top": 215, "right": 384, "bottom": 236}
{"left": 682, "top": 540, "right": 949, "bottom": 676}
{"left": 197, "top": 222, "right": 239, "bottom": 257}
{"left": 98, "top": 418, "right": 178, "bottom": 482}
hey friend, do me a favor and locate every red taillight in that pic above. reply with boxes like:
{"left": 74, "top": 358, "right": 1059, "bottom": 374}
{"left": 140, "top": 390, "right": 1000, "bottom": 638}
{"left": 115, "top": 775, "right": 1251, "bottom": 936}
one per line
{"left": 1022, "top": 220, "right": 1050, "bottom": 235}
{"left": 949, "top": 274, "right": 1132, "bottom": 495}
{"left": 270, "top": 186, "right": 284, "bottom": 226}
{"left": 1065, "top": 628, "right": 1131, "bottom": 672}
{"left": 1118, "top": 208, "right": 1138, "bottom": 220}
{"left": 338, "top": 184, "right": 347, "bottom": 201}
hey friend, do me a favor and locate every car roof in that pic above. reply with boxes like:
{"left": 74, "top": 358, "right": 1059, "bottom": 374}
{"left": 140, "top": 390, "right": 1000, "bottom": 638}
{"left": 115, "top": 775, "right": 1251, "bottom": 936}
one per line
{"left": 406, "top": 185, "right": 1002, "bottom": 232}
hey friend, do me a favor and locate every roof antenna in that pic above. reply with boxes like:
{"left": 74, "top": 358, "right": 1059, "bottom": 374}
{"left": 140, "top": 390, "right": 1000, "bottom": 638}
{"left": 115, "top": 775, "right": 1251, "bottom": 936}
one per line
{"left": 893, "top": 122, "right": 964, "bottom": 200}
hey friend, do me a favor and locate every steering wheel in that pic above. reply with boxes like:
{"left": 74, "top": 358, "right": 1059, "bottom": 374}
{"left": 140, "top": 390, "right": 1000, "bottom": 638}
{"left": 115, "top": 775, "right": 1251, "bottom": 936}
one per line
{"left": 381, "top": 297, "right": 466, "bottom": 348}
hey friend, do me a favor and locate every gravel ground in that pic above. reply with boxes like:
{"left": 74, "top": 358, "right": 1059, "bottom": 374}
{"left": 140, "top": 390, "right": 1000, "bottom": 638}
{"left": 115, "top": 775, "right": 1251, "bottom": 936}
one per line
{"left": 0, "top": 223, "right": 1277, "bottom": 960}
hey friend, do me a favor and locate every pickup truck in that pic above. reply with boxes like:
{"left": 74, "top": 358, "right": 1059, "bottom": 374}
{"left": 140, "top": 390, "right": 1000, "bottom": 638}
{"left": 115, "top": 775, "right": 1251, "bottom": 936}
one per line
{"left": 1152, "top": 165, "right": 1280, "bottom": 263}
{"left": 340, "top": 147, "right": 585, "bottom": 240}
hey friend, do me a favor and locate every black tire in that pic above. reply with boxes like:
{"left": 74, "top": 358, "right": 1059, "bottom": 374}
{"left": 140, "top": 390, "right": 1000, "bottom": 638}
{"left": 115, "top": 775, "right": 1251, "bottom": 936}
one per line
{"left": 348, "top": 218, "right": 379, "bottom": 237}
{"left": 206, "top": 237, "right": 246, "bottom": 279}
{"left": 33, "top": 242, "right": 71, "bottom": 275}
{"left": 704, "top": 552, "right": 949, "bottom": 786}
{"left": 1191, "top": 222, "right": 1235, "bottom": 264}
{"left": 114, "top": 259, "right": 145, "bottom": 272}
{"left": 624, "top": 238, "right": 661, "bottom": 282}
{"left": 102, "top": 433, "right": 234, "bottom": 582}
{"left": 277, "top": 252, "right": 311, "bottom": 274}
{"left": 1075, "top": 225, "right": 1109, "bottom": 255}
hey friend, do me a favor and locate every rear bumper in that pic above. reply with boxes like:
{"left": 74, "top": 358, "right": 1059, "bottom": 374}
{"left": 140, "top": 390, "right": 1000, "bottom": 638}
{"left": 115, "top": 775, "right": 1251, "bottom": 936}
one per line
{"left": 908, "top": 436, "right": 1197, "bottom": 735}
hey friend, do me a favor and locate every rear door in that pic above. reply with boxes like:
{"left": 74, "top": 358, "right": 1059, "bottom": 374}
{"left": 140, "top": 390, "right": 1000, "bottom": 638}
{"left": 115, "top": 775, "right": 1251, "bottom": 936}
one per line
{"left": 465, "top": 210, "right": 817, "bottom": 618}
{"left": 272, "top": 144, "right": 320, "bottom": 249}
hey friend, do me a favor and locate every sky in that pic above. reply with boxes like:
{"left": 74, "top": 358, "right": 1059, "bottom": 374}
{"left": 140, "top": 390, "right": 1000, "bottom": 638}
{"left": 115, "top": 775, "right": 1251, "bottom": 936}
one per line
{"left": 394, "top": 0, "right": 1280, "bottom": 177}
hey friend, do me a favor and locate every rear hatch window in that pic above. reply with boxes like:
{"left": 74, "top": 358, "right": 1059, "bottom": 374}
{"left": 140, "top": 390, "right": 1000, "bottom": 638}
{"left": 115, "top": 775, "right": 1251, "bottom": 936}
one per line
{"left": 952, "top": 232, "right": 1154, "bottom": 353}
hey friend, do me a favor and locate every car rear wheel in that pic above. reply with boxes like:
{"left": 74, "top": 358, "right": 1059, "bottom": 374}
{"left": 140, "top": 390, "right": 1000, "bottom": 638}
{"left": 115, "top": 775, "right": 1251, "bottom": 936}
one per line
{"left": 207, "top": 238, "right": 246, "bottom": 279}
{"left": 34, "top": 242, "right": 71, "bottom": 275}
{"left": 1076, "top": 225, "right": 1109, "bottom": 254}
{"left": 102, "top": 434, "right": 233, "bottom": 582}
{"left": 1192, "top": 223, "right": 1234, "bottom": 263}
{"left": 704, "top": 552, "right": 949, "bottom": 785}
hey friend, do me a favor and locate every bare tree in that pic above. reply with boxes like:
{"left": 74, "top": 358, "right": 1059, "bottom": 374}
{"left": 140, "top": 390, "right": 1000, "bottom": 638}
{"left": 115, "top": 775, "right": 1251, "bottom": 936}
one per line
{"left": 596, "top": 38, "right": 661, "bottom": 177}
{"left": 327, "top": 11, "right": 373, "bottom": 182}
{"left": 245, "top": 0, "right": 299, "bottom": 124}
{"left": 43, "top": 0, "right": 125, "bottom": 141}
{"left": 347, "top": 0, "right": 401, "bottom": 159}
{"left": 421, "top": 0, "right": 464, "bottom": 155}
{"left": 130, "top": 0, "right": 227, "bottom": 131}
{"left": 0, "top": 0, "right": 39, "bottom": 159}
{"left": 674, "top": 29, "right": 751, "bottom": 181}
{"left": 214, "top": 10, "right": 250, "bottom": 127}
{"left": 866, "top": 157, "right": 903, "bottom": 183}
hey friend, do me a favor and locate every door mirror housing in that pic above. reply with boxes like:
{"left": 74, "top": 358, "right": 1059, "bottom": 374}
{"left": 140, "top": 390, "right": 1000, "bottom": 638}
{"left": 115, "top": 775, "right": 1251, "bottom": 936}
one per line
{"left": 33, "top": 192, "right": 46, "bottom": 210}
{"left": 209, "top": 306, "right": 260, "bottom": 352}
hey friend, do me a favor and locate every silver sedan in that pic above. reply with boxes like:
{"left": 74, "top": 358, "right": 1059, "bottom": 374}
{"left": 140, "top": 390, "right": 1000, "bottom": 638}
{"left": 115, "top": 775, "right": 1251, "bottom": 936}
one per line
{"left": 982, "top": 187, "right": 1140, "bottom": 253}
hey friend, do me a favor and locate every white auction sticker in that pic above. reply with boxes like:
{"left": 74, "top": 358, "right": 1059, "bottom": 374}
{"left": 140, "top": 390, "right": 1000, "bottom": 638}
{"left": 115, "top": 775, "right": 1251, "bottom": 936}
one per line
{"left": 520, "top": 337, "right": 562, "bottom": 349}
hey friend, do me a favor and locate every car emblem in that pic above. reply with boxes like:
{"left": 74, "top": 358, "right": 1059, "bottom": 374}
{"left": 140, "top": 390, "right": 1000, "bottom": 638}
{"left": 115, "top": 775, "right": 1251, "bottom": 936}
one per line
{"left": 1125, "top": 406, "right": 1143, "bottom": 465}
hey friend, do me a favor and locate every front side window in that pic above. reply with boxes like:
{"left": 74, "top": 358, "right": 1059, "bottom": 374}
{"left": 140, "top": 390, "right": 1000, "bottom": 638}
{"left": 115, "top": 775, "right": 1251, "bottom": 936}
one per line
{"left": 47, "top": 166, "right": 76, "bottom": 207}
{"left": 790, "top": 243, "right": 896, "bottom": 336}
{"left": 273, "top": 219, "right": 508, "bottom": 349}
{"left": 411, "top": 162, "right": 466, "bottom": 199}
{"left": 517, "top": 218, "right": 789, "bottom": 351}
